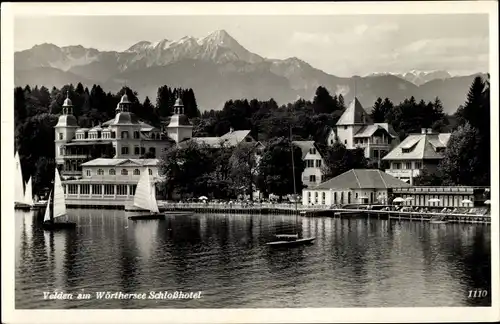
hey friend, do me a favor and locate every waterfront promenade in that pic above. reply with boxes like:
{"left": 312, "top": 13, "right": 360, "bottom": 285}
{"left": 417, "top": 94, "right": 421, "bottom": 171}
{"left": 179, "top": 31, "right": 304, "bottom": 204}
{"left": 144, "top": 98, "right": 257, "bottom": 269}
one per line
{"left": 158, "top": 201, "right": 491, "bottom": 224}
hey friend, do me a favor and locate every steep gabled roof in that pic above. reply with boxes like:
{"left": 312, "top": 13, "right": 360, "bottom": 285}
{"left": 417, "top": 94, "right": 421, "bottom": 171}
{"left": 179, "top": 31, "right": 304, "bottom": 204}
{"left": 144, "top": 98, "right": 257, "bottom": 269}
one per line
{"left": 292, "top": 140, "right": 319, "bottom": 159}
{"left": 336, "top": 97, "right": 372, "bottom": 126}
{"left": 312, "top": 169, "right": 411, "bottom": 190}
{"left": 354, "top": 123, "right": 398, "bottom": 138}
{"left": 382, "top": 133, "right": 451, "bottom": 160}
{"left": 219, "top": 130, "right": 252, "bottom": 146}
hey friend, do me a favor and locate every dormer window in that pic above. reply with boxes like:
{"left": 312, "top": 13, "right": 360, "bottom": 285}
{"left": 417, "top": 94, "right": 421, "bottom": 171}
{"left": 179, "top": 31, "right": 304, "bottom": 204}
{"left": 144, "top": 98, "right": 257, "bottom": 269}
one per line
{"left": 402, "top": 148, "right": 412, "bottom": 153}
{"left": 310, "top": 148, "right": 316, "bottom": 155}
{"left": 436, "top": 147, "right": 445, "bottom": 153}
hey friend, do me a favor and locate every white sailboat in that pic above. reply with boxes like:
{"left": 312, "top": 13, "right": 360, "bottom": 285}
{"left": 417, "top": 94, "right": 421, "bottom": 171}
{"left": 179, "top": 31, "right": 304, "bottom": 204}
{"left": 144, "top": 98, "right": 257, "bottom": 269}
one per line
{"left": 24, "top": 177, "right": 34, "bottom": 207}
{"left": 15, "top": 151, "right": 30, "bottom": 210}
{"left": 128, "top": 168, "right": 163, "bottom": 220}
{"left": 42, "top": 168, "right": 76, "bottom": 230}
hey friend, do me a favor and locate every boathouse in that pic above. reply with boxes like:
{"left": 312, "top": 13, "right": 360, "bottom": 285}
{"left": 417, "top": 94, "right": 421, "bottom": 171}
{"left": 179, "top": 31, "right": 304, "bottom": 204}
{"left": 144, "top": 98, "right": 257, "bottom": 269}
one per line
{"left": 302, "top": 169, "right": 411, "bottom": 206}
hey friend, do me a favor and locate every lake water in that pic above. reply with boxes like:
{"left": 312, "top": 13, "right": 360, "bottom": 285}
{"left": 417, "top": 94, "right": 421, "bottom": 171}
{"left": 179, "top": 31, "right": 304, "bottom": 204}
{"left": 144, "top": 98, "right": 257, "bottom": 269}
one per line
{"left": 15, "top": 209, "right": 491, "bottom": 308}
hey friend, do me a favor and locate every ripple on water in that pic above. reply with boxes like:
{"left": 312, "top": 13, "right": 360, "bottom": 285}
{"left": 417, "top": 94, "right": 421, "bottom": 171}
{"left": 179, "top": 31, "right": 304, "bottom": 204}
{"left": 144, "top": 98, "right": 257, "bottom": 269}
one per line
{"left": 15, "top": 211, "right": 491, "bottom": 308}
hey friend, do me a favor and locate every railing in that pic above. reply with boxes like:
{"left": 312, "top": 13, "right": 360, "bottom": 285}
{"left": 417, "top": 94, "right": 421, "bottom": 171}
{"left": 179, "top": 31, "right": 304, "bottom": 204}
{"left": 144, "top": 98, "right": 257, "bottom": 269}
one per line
{"left": 158, "top": 201, "right": 328, "bottom": 211}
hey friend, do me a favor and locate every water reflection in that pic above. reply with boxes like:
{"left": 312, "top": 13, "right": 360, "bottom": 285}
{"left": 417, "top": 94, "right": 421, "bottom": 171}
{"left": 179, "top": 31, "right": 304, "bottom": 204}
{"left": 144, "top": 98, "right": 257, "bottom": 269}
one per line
{"left": 15, "top": 210, "right": 491, "bottom": 309}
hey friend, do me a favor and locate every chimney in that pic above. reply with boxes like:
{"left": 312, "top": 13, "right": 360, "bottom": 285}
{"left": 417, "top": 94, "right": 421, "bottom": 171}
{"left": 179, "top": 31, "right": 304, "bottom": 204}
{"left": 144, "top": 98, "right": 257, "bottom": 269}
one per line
{"left": 426, "top": 128, "right": 433, "bottom": 134}
{"left": 421, "top": 128, "right": 426, "bottom": 134}
{"left": 229, "top": 127, "right": 234, "bottom": 133}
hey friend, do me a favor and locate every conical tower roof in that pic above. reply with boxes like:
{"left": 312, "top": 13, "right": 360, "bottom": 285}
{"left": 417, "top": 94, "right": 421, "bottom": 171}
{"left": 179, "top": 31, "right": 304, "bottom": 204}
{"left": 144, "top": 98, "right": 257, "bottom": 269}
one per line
{"left": 336, "top": 97, "right": 372, "bottom": 125}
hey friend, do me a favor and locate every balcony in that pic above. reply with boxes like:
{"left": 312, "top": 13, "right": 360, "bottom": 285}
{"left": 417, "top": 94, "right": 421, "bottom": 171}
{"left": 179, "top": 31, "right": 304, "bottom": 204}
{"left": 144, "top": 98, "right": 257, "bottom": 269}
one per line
{"left": 61, "top": 170, "right": 83, "bottom": 178}
{"left": 385, "top": 169, "right": 421, "bottom": 178}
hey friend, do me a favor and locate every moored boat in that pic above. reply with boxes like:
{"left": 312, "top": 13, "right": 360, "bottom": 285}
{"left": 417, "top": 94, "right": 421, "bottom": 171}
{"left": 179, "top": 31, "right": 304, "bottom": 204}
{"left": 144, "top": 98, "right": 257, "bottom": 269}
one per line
{"left": 266, "top": 234, "right": 316, "bottom": 247}
{"left": 42, "top": 168, "right": 77, "bottom": 231}
{"left": 15, "top": 151, "right": 32, "bottom": 211}
{"left": 127, "top": 168, "right": 164, "bottom": 220}
{"left": 266, "top": 127, "right": 315, "bottom": 248}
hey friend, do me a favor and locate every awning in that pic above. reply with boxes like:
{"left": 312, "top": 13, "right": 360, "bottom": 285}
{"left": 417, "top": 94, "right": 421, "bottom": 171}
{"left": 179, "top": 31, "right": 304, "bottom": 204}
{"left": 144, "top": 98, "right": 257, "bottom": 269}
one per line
{"left": 63, "top": 141, "right": 113, "bottom": 146}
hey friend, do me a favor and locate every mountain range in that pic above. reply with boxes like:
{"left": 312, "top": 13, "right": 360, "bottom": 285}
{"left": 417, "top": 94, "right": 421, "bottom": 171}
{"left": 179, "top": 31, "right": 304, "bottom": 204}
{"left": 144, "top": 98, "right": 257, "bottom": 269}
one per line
{"left": 14, "top": 29, "right": 486, "bottom": 113}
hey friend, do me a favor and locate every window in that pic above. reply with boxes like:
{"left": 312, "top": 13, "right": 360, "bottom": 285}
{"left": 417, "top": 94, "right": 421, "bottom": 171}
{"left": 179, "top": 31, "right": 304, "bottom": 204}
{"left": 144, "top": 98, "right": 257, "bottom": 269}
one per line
{"left": 134, "top": 146, "right": 140, "bottom": 155}
{"left": 141, "top": 147, "right": 146, "bottom": 155}
{"left": 310, "top": 148, "right": 316, "bottom": 155}
{"left": 405, "top": 162, "right": 412, "bottom": 169}
{"left": 344, "top": 126, "right": 347, "bottom": 130}
{"left": 121, "top": 131, "right": 129, "bottom": 139}
{"left": 92, "top": 184, "right": 102, "bottom": 195}
{"left": 121, "top": 169, "right": 128, "bottom": 175}
{"left": 121, "top": 146, "right": 129, "bottom": 155}
{"left": 129, "top": 185, "right": 137, "bottom": 196}
{"left": 402, "top": 148, "right": 412, "bottom": 153}
{"left": 104, "top": 184, "right": 115, "bottom": 195}
{"left": 415, "top": 162, "right": 422, "bottom": 169}
{"left": 86, "top": 170, "right": 91, "bottom": 177}
{"left": 59, "top": 133, "right": 63, "bottom": 140}
{"left": 393, "top": 163, "right": 401, "bottom": 170}
{"left": 109, "top": 169, "right": 116, "bottom": 175}
{"left": 309, "top": 175, "right": 316, "bottom": 183}
{"left": 134, "top": 131, "right": 140, "bottom": 139}
{"left": 111, "top": 132, "right": 116, "bottom": 139}
{"left": 330, "top": 139, "right": 334, "bottom": 144}
{"left": 344, "top": 140, "right": 347, "bottom": 145}
{"left": 80, "top": 184, "right": 90, "bottom": 195}
{"left": 149, "top": 147, "right": 156, "bottom": 157}
{"left": 133, "top": 169, "right": 140, "bottom": 175}
{"left": 306, "top": 160, "right": 314, "bottom": 168}
{"left": 315, "top": 160, "right": 322, "bottom": 168}
{"left": 149, "top": 169, "right": 153, "bottom": 176}
{"left": 67, "top": 184, "right": 78, "bottom": 195}
{"left": 321, "top": 175, "right": 326, "bottom": 182}
{"left": 97, "top": 169, "right": 104, "bottom": 175}
{"left": 117, "top": 185, "right": 127, "bottom": 196}
{"left": 59, "top": 147, "right": 64, "bottom": 155}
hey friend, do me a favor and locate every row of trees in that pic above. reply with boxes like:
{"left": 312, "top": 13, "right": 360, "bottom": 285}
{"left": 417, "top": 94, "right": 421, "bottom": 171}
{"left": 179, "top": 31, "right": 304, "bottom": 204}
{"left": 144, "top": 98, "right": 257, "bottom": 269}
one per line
{"left": 158, "top": 138, "right": 305, "bottom": 201}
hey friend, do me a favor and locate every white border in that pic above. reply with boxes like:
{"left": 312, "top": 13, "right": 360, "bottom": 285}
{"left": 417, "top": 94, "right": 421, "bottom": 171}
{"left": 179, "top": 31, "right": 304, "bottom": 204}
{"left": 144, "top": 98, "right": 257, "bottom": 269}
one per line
{"left": 1, "top": 2, "right": 499, "bottom": 324}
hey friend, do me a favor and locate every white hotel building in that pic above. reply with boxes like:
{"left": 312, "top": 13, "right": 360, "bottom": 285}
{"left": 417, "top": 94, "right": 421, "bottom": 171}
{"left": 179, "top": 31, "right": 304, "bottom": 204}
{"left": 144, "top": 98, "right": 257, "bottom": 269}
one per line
{"left": 56, "top": 94, "right": 257, "bottom": 207}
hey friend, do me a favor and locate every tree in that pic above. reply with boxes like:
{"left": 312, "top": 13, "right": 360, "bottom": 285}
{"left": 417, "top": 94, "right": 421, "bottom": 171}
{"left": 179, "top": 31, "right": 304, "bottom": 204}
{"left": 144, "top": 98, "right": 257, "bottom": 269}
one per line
{"left": 312, "top": 86, "right": 336, "bottom": 114}
{"left": 14, "top": 87, "right": 27, "bottom": 131}
{"left": 229, "top": 143, "right": 261, "bottom": 200}
{"left": 438, "top": 122, "right": 483, "bottom": 185}
{"left": 413, "top": 167, "right": 444, "bottom": 186}
{"left": 158, "top": 141, "right": 217, "bottom": 199}
{"left": 371, "top": 97, "right": 385, "bottom": 122}
{"left": 257, "top": 137, "right": 304, "bottom": 199}
{"left": 321, "top": 142, "right": 368, "bottom": 180}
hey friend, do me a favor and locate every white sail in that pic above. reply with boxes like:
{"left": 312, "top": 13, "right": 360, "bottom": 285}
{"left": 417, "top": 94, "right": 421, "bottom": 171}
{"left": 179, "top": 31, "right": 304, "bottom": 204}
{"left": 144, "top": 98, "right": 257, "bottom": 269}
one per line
{"left": 53, "top": 168, "right": 67, "bottom": 218}
{"left": 15, "top": 152, "right": 25, "bottom": 204}
{"left": 134, "top": 168, "right": 159, "bottom": 213}
{"left": 24, "top": 177, "right": 34, "bottom": 206}
{"left": 43, "top": 192, "right": 52, "bottom": 222}
{"left": 150, "top": 178, "right": 159, "bottom": 214}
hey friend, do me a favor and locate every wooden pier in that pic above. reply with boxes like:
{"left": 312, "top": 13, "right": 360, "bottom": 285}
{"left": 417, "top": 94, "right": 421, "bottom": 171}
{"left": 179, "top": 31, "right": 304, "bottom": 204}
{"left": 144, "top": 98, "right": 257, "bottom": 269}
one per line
{"left": 65, "top": 202, "right": 490, "bottom": 224}
{"left": 160, "top": 204, "right": 491, "bottom": 224}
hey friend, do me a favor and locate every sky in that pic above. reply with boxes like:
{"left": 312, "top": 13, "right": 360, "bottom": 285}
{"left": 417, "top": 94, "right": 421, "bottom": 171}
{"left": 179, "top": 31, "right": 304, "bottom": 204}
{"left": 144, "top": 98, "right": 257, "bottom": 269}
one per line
{"left": 14, "top": 14, "right": 489, "bottom": 77}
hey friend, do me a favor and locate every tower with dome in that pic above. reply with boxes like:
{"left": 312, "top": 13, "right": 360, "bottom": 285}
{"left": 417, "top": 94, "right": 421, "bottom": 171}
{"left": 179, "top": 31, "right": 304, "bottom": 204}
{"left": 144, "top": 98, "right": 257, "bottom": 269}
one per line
{"left": 54, "top": 90, "right": 259, "bottom": 207}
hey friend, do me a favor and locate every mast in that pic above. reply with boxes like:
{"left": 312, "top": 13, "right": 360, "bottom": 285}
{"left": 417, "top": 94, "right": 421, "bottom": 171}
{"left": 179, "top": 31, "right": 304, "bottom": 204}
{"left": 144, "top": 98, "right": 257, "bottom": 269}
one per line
{"left": 289, "top": 126, "right": 297, "bottom": 212}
